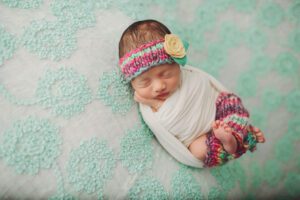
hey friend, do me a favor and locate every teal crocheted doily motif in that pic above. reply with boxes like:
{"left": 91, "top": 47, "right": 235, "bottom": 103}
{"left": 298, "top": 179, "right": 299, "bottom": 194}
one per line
{"left": 257, "top": 2, "right": 285, "bottom": 28}
{"left": 232, "top": 0, "right": 257, "bottom": 13}
{"left": 0, "top": 0, "right": 299, "bottom": 199}
{"left": 1, "top": 0, "right": 43, "bottom": 9}
{"left": 261, "top": 89, "right": 282, "bottom": 112}
{"left": 127, "top": 176, "right": 168, "bottom": 200}
{"left": 22, "top": 20, "right": 77, "bottom": 61}
{"left": 263, "top": 159, "right": 284, "bottom": 188}
{"left": 287, "top": 0, "right": 300, "bottom": 24}
{"left": 243, "top": 27, "right": 268, "bottom": 51}
{"left": 67, "top": 138, "right": 116, "bottom": 194}
{"left": 36, "top": 67, "right": 92, "bottom": 118}
{"left": 171, "top": 166, "right": 203, "bottom": 200}
{"left": 211, "top": 161, "right": 246, "bottom": 193}
{"left": 274, "top": 52, "right": 299, "bottom": 76}
{"left": 288, "top": 28, "right": 300, "bottom": 53}
{"left": 208, "top": 187, "right": 227, "bottom": 200}
{"left": 51, "top": 0, "right": 96, "bottom": 30}
{"left": 97, "top": 69, "right": 134, "bottom": 115}
{"left": 120, "top": 123, "right": 154, "bottom": 174}
{"left": 284, "top": 172, "right": 300, "bottom": 198}
{"left": 0, "top": 26, "right": 17, "bottom": 65}
{"left": 0, "top": 116, "right": 62, "bottom": 175}
{"left": 286, "top": 90, "right": 300, "bottom": 114}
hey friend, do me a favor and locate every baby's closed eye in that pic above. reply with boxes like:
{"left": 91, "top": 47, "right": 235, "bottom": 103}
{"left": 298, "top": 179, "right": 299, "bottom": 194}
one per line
{"left": 137, "top": 79, "right": 151, "bottom": 87}
{"left": 161, "top": 71, "right": 173, "bottom": 78}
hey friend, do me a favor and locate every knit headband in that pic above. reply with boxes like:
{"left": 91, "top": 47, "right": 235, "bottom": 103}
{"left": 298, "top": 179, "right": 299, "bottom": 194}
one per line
{"left": 119, "top": 34, "right": 189, "bottom": 81}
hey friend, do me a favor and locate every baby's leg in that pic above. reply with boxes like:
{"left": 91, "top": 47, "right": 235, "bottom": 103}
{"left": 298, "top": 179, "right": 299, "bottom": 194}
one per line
{"left": 188, "top": 134, "right": 207, "bottom": 161}
{"left": 215, "top": 92, "right": 252, "bottom": 157}
{"left": 211, "top": 120, "right": 267, "bottom": 153}
{"left": 189, "top": 130, "right": 236, "bottom": 167}
{"left": 190, "top": 93, "right": 263, "bottom": 168}
{"left": 203, "top": 131, "right": 235, "bottom": 167}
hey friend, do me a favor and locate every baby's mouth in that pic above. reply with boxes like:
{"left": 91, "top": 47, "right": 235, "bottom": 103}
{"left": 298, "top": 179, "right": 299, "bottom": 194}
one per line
{"left": 156, "top": 92, "right": 169, "bottom": 99}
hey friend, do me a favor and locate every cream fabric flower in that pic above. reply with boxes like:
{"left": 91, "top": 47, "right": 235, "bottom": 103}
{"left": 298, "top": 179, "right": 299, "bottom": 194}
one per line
{"left": 164, "top": 34, "right": 186, "bottom": 58}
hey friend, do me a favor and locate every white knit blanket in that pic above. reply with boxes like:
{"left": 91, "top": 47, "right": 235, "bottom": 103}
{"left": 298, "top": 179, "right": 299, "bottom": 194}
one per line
{"left": 139, "top": 66, "right": 228, "bottom": 168}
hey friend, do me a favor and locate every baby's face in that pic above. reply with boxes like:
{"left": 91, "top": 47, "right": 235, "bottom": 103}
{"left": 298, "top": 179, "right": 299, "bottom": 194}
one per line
{"left": 131, "top": 63, "right": 181, "bottom": 101}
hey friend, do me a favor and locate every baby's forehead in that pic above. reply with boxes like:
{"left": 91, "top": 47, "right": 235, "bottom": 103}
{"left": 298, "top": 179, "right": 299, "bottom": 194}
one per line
{"left": 132, "top": 63, "right": 179, "bottom": 82}
{"left": 138, "top": 65, "right": 169, "bottom": 78}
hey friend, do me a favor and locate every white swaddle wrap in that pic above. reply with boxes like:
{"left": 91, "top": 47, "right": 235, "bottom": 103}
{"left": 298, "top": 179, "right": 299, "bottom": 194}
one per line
{"left": 139, "top": 66, "right": 229, "bottom": 168}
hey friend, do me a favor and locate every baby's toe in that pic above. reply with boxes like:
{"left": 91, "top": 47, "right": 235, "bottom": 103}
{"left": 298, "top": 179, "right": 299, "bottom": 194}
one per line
{"left": 212, "top": 121, "right": 216, "bottom": 129}
{"left": 219, "top": 121, "right": 224, "bottom": 127}
{"left": 258, "top": 136, "right": 266, "bottom": 143}
{"left": 251, "top": 126, "right": 261, "bottom": 133}
{"left": 212, "top": 120, "right": 220, "bottom": 129}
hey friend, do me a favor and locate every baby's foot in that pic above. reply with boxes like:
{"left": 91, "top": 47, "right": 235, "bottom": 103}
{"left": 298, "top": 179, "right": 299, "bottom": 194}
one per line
{"left": 249, "top": 125, "right": 266, "bottom": 143}
{"left": 212, "top": 120, "right": 237, "bottom": 154}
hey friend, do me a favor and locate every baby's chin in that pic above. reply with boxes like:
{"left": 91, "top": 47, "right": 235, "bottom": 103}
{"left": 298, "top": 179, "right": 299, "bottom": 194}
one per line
{"left": 155, "top": 96, "right": 168, "bottom": 101}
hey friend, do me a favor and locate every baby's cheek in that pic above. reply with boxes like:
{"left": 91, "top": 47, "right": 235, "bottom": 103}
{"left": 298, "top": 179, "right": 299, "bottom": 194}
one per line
{"left": 135, "top": 88, "right": 153, "bottom": 100}
{"left": 169, "top": 78, "right": 180, "bottom": 90}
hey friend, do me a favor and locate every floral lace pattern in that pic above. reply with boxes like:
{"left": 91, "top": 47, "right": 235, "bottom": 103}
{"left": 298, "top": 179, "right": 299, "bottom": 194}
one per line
{"left": 257, "top": 2, "right": 285, "bottom": 28}
{"left": 0, "top": 116, "right": 61, "bottom": 175}
{"left": 286, "top": 90, "right": 300, "bottom": 114}
{"left": 51, "top": 0, "right": 96, "bottom": 30}
{"left": 284, "top": 172, "right": 300, "bottom": 198}
{"left": 232, "top": 0, "right": 257, "bottom": 13}
{"left": 243, "top": 27, "right": 268, "bottom": 51}
{"left": 0, "top": 26, "right": 17, "bottom": 65}
{"left": 120, "top": 123, "right": 154, "bottom": 174}
{"left": 287, "top": 0, "right": 300, "bottom": 24}
{"left": 211, "top": 161, "right": 246, "bottom": 192}
{"left": 127, "top": 176, "right": 168, "bottom": 200}
{"left": 0, "top": 0, "right": 299, "bottom": 199}
{"left": 263, "top": 159, "right": 283, "bottom": 188}
{"left": 171, "top": 166, "right": 203, "bottom": 199}
{"left": 261, "top": 89, "right": 282, "bottom": 112}
{"left": 22, "top": 20, "right": 77, "bottom": 61}
{"left": 1, "top": 0, "right": 43, "bottom": 9}
{"left": 67, "top": 138, "right": 116, "bottom": 194}
{"left": 97, "top": 69, "right": 134, "bottom": 115}
{"left": 274, "top": 52, "right": 299, "bottom": 76}
{"left": 288, "top": 29, "right": 300, "bottom": 53}
{"left": 36, "top": 67, "right": 92, "bottom": 118}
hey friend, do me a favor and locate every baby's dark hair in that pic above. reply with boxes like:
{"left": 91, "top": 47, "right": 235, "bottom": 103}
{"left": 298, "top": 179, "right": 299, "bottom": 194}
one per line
{"left": 118, "top": 19, "right": 171, "bottom": 59}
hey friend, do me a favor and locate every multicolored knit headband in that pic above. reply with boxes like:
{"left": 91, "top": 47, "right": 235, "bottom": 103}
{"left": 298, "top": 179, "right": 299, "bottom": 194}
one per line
{"left": 119, "top": 34, "right": 189, "bottom": 81}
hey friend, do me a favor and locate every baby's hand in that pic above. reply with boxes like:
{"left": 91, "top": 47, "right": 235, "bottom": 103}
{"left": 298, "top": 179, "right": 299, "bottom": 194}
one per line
{"left": 134, "top": 91, "right": 164, "bottom": 111}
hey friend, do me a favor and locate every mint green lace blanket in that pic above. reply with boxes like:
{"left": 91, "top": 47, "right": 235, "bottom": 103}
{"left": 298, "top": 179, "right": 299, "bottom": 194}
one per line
{"left": 0, "top": 0, "right": 299, "bottom": 199}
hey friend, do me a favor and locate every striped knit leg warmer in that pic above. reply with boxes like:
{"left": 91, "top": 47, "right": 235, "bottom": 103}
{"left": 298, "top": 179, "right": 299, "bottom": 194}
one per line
{"left": 204, "top": 131, "right": 235, "bottom": 167}
{"left": 204, "top": 92, "right": 258, "bottom": 168}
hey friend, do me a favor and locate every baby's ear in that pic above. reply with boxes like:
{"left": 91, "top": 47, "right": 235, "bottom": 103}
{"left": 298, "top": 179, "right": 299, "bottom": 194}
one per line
{"left": 129, "top": 80, "right": 134, "bottom": 87}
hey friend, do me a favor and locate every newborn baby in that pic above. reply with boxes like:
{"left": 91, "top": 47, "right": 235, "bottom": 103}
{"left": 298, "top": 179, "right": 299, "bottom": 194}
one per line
{"left": 118, "top": 19, "right": 265, "bottom": 168}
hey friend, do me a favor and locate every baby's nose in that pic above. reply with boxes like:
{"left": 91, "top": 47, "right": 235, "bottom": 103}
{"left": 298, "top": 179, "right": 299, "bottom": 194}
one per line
{"left": 154, "top": 80, "right": 166, "bottom": 92}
